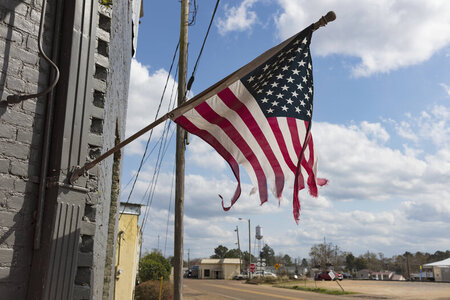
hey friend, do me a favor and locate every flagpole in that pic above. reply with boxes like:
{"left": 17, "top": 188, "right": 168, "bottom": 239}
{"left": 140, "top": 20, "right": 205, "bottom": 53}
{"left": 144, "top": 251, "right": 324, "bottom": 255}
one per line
{"left": 174, "top": 0, "right": 189, "bottom": 299}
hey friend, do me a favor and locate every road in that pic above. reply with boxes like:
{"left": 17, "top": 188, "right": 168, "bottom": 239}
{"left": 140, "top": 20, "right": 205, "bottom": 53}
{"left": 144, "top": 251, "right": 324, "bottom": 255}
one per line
{"left": 183, "top": 279, "right": 450, "bottom": 300}
{"left": 182, "top": 279, "right": 357, "bottom": 300}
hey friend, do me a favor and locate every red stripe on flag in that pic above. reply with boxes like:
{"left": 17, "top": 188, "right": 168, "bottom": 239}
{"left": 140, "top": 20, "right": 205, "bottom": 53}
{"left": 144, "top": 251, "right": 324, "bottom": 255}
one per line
{"left": 306, "top": 133, "right": 318, "bottom": 197}
{"left": 267, "top": 118, "right": 297, "bottom": 173}
{"left": 218, "top": 88, "right": 285, "bottom": 198}
{"left": 194, "top": 101, "right": 269, "bottom": 203}
{"left": 286, "top": 118, "right": 305, "bottom": 190}
{"left": 175, "top": 115, "right": 242, "bottom": 210}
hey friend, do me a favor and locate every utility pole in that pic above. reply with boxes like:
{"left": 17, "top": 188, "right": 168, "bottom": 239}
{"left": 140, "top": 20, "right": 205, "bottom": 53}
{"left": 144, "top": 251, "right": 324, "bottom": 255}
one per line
{"left": 239, "top": 218, "right": 251, "bottom": 278}
{"left": 188, "top": 249, "right": 190, "bottom": 270}
{"left": 174, "top": 0, "right": 189, "bottom": 299}
{"left": 235, "top": 226, "right": 242, "bottom": 273}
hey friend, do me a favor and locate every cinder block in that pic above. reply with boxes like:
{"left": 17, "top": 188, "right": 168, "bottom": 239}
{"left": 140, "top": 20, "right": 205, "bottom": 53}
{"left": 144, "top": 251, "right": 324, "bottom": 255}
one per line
{"left": 22, "top": 98, "right": 46, "bottom": 115}
{"left": 10, "top": 46, "right": 39, "bottom": 65}
{"left": 16, "top": 128, "right": 36, "bottom": 145}
{"left": 6, "top": 76, "right": 26, "bottom": 92}
{"left": 10, "top": 161, "right": 28, "bottom": 177}
{"left": 0, "top": 176, "right": 14, "bottom": 191}
{"left": 0, "top": 124, "right": 15, "bottom": 139}
{"left": 0, "top": 159, "right": 10, "bottom": 173}
{"left": 22, "top": 65, "right": 40, "bottom": 83}
{"left": 80, "top": 221, "right": 96, "bottom": 236}
{"left": 0, "top": 211, "right": 16, "bottom": 227}
{"left": 0, "top": 108, "right": 34, "bottom": 127}
{"left": 14, "top": 179, "right": 38, "bottom": 194}
{"left": 0, "top": 24, "right": 23, "bottom": 44}
{"left": 0, "top": 141, "right": 30, "bottom": 159}
{"left": 8, "top": 194, "right": 35, "bottom": 212}
{"left": 73, "top": 284, "right": 90, "bottom": 300}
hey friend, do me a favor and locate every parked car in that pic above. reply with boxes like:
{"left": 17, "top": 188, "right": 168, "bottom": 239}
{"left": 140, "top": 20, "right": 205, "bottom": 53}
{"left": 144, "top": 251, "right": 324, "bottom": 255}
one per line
{"left": 315, "top": 271, "right": 343, "bottom": 281}
{"left": 253, "top": 271, "right": 277, "bottom": 278}
{"left": 341, "top": 272, "right": 353, "bottom": 279}
{"left": 233, "top": 273, "right": 248, "bottom": 280}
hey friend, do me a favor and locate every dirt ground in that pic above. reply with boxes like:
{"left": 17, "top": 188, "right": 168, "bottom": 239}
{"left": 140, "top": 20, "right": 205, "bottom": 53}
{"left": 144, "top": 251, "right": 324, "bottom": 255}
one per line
{"left": 285, "top": 279, "right": 450, "bottom": 299}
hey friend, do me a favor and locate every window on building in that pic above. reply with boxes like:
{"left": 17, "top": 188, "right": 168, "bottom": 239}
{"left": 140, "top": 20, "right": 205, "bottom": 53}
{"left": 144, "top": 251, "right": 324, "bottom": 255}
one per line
{"left": 204, "top": 269, "right": 210, "bottom": 277}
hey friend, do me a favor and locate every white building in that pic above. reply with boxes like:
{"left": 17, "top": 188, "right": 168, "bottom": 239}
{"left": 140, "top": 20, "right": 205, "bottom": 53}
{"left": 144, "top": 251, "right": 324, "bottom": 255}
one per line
{"left": 198, "top": 259, "right": 241, "bottom": 279}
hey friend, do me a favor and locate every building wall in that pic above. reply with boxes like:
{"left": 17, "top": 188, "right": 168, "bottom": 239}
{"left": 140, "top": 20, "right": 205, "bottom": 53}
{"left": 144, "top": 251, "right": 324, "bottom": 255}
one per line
{"left": 0, "top": 0, "right": 56, "bottom": 298}
{"left": 114, "top": 213, "right": 141, "bottom": 300}
{"left": 198, "top": 262, "right": 240, "bottom": 280}
{"left": 223, "top": 264, "right": 240, "bottom": 280}
{"left": 0, "top": 0, "right": 140, "bottom": 299}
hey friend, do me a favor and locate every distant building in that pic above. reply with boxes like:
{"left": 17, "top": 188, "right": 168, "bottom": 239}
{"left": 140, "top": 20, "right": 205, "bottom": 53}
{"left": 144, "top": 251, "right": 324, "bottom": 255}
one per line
{"left": 371, "top": 271, "right": 394, "bottom": 280}
{"left": 391, "top": 274, "right": 406, "bottom": 281}
{"left": 114, "top": 203, "right": 142, "bottom": 300}
{"left": 424, "top": 258, "right": 450, "bottom": 282}
{"left": 198, "top": 258, "right": 241, "bottom": 279}
{"left": 356, "top": 269, "right": 372, "bottom": 279}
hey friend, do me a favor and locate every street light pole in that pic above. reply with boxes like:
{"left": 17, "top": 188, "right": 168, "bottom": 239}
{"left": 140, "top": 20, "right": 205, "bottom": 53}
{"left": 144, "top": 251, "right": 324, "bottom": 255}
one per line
{"left": 239, "top": 218, "right": 251, "bottom": 279}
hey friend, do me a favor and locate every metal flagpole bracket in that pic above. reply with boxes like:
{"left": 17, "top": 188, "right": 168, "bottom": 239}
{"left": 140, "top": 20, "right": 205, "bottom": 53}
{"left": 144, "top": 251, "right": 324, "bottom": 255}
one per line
{"left": 312, "top": 11, "right": 336, "bottom": 31}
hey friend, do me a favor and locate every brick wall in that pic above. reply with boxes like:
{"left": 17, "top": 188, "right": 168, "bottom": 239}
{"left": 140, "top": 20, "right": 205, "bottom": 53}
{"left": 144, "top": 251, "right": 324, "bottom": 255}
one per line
{"left": 0, "top": 0, "right": 54, "bottom": 298}
{"left": 0, "top": 0, "right": 138, "bottom": 299}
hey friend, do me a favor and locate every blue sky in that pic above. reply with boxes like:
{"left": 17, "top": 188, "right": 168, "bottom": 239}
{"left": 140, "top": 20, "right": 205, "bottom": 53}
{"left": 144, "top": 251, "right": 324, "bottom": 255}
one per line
{"left": 121, "top": 0, "right": 450, "bottom": 262}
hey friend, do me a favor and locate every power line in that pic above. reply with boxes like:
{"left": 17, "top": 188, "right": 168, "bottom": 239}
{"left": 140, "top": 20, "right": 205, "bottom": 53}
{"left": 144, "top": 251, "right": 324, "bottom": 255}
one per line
{"left": 121, "top": 42, "right": 180, "bottom": 215}
{"left": 186, "top": 0, "right": 221, "bottom": 92}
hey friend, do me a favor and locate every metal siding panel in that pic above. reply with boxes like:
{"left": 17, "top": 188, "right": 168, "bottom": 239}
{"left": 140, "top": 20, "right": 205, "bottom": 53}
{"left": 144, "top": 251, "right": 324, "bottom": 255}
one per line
{"left": 44, "top": 202, "right": 82, "bottom": 300}
{"left": 78, "top": 0, "right": 97, "bottom": 166}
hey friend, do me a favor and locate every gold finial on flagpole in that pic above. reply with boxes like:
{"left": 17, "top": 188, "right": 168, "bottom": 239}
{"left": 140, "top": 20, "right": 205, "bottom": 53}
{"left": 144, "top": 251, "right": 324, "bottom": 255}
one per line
{"left": 313, "top": 11, "right": 336, "bottom": 31}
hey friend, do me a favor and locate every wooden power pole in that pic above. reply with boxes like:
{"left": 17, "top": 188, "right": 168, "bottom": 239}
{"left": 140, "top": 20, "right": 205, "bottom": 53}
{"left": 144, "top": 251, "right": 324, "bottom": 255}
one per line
{"left": 174, "top": 0, "right": 189, "bottom": 299}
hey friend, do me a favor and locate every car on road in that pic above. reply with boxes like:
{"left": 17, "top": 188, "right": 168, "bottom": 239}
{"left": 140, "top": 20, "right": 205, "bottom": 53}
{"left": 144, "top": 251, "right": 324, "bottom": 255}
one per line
{"left": 253, "top": 271, "right": 277, "bottom": 278}
{"left": 233, "top": 273, "right": 248, "bottom": 280}
{"left": 315, "top": 270, "right": 343, "bottom": 281}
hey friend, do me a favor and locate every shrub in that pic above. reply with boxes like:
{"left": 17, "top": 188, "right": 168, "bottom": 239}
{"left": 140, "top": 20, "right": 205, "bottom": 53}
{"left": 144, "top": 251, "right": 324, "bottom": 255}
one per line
{"left": 139, "top": 251, "right": 171, "bottom": 282}
{"left": 135, "top": 280, "right": 173, "bottom": 300}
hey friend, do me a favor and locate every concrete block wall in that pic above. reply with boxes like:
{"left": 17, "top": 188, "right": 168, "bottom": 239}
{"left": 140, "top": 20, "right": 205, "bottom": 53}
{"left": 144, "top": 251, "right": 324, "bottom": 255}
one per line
{"left": 74, "top": 1, "right": 135, "bottom": 299}
{"left": 0, "top": 0, "right": 54, "bottom": 298}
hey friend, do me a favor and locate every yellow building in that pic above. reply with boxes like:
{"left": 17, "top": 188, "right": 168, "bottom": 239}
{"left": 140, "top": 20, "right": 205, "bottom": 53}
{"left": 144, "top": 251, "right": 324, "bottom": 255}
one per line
{"left": 114, "top": 203, "right": 142, "bottom": 300}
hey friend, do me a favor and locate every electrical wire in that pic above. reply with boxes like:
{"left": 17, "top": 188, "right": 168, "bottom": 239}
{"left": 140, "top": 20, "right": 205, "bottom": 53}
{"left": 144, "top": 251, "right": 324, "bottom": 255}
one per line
{"left": 186, "top": 0, "right": 220, "bottom": 92}
{"left": 120, "top": 42, "right": 179, "bottom": 218}
{"left": 164, "top": 164, "right": 176, "bottom": 257}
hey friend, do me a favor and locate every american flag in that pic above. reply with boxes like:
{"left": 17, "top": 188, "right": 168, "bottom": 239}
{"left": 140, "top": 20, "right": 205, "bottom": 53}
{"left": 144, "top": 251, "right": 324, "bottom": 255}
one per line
{"left": 173, "top": 25, "right": 326, "bottom": 222}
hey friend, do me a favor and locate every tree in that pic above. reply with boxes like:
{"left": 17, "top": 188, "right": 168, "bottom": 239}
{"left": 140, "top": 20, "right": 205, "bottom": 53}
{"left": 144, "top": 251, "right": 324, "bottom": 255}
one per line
{"left": 309, "top": 242, "right": 337, "bottom": 269}
{"left": 353, "top": 256, "right": 367, "bottom": 271}
{"left": 300, "top": 258, "right": 309, "bottom": 268}
{"left": 345, "top": 253, "right": 355, "bottom": 271}
{"left": 282, "top": 254, "right": 293, "bottom": 266}
{"left": 242, "top": 251, "right": 257, "bottom": 268}
{"left": 260, "top": 244, "right": 275, "bottom": 266}
{"left": 224, "top": 248, "right": 241, "bottom": 259}
{"left": 139, "top": 251, "right": 171, "bottom": 282}
{"left": 210, "top": 245, "right": 229, "bottom": 259}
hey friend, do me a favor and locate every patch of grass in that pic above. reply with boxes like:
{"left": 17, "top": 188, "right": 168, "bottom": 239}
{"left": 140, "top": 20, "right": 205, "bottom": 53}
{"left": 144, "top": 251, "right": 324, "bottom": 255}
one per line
{"left": 276, "top": 284, "right": 358, "bottom": 295}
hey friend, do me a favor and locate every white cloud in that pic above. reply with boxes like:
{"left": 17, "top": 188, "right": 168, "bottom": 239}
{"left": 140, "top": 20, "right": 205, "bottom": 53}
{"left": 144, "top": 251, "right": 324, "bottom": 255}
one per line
{"left": 217, "top": 0, "right": 259, "bottom": 35}
{"left": 187, "top": 137, "right": 227, "bottom": 171}
{"left": 387, "top": 105, "right": 450, "bottom": 148}
{"left": 275, "top": 0, "right": 450, "bottom": 76}
{"left": 126, "top": 59, "right": 178, "bottom": 156}
{"left": 440, "top": 83, "right": 450, "bottom": 97}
